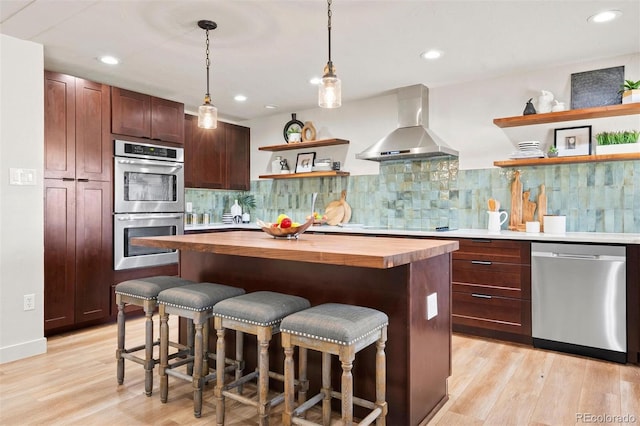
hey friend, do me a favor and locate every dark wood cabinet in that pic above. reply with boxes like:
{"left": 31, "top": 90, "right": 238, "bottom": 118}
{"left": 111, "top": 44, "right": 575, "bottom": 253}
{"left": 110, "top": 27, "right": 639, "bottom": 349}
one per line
{"left": 44, "top": 179, "right": 76, "bottom": 330}
{"left": 75, "top": 181, "right": 112, "bottom": 323}
{"left": 184, "top": 115, "right": 250, "bottom": 190}
{"left": 44, "top": 71, "right": 113, "bottom": 334}
{"left": 112, "top": 87, "right": 184, "bottom": 144}
{"left": 450, "top": 238, "right": 532, "bottom": 344}
{"left": 44, "top": 72, "right": 75, "bottom": 179}
{"left": 627, "top": 244, "right": 640, "bottom": 365}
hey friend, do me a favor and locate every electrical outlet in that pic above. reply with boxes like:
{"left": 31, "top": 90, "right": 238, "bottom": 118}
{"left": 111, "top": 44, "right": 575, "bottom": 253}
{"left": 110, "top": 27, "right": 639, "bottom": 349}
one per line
{"left": 24, "top": 294, "right": 35, "bottom": 311}
{"left": 426, "top": 293, "right": 438, "bottom": 320}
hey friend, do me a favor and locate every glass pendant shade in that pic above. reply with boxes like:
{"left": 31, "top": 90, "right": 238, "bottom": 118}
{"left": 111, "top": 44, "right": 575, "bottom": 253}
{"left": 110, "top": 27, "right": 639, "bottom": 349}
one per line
{"left": 319, "top": 75, "right": 341, "bottom": 108}
{"left": 198, "top": 101, "right": 218, "bottom": 129}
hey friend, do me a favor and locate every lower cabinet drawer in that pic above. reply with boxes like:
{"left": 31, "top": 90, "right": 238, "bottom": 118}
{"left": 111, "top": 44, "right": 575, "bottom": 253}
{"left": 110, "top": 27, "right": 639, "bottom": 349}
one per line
{"left": 452, "top": 291, "right": 531, "bottom": 336}
{"left": 453, "top": 259, "right": 531, "bottom": 299}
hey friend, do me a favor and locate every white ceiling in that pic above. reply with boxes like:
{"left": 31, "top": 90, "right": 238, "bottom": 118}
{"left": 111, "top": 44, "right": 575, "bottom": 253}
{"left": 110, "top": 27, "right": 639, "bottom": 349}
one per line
{"left": 1, "top": 1, "right": 639, "bottom": 122}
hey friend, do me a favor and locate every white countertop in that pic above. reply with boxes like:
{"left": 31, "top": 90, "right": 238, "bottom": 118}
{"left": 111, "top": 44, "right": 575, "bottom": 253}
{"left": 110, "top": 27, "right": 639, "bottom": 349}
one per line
{"left": 185, "top": 223, "right": 640, "bottom": 245}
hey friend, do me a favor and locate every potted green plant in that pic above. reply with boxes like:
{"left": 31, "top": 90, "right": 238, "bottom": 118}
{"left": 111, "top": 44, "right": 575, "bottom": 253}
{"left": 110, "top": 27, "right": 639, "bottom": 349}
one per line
{"left": 547, "top": 146, "right": 559, "bottom": 158}
{"left": 619, "top": 79, "right": 640, "bottom": 104}
{"left": 595, "top": 130, "right": 640, "bottom": 155}
{"left": 236, "top": 193, "right": 256, "bottom": 223}
{"left": 287, "top": 125, "right": 302, "bottom": 143}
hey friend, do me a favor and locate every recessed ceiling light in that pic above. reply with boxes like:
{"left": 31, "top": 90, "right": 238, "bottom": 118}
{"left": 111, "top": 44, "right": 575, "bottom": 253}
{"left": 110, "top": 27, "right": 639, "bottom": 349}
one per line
{"left": 99, "top": 55, "right": 119, "bottom": 65}
{"left": 420, "top": 50, "right": 442, "bottom": 60}
{"left": 264, "top": 104, "right": 278, "bottom": 109}
{"left": 234, "top": 94, "right": 247, "bottom": 102}
{"left": 587, "top": 10, "right": 622, "bottom": 23}
{"left": 309, "top": 77, "right": 322, "bottom": 85}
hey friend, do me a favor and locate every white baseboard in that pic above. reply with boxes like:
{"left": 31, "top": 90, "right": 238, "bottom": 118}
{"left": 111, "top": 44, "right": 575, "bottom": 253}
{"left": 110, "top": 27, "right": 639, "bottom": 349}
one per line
{"left": 0, "top": 337, "right": 47, "bottom": 364}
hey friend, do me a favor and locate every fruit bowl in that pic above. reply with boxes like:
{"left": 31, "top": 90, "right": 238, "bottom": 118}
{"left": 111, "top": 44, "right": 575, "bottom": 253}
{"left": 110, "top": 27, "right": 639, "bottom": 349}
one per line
{"left": 257, "top": 218, "right": 314, "bottom": 239}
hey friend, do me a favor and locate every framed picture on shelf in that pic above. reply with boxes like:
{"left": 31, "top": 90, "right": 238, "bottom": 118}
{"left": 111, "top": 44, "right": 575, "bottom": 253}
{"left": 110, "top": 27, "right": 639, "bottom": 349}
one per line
{"left": 554, "top": 125, "right": 592, "bottom": 157}
{"left": 295, "top": 152, "right": 315, "bottom": 173}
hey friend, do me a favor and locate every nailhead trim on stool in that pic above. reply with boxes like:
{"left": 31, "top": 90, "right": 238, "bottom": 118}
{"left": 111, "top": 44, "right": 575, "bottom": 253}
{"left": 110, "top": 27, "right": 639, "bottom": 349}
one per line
{"left": 114, "top": 276, "right": 194, "bottom": 396}
{"left": 158, "top": 282, "right": 245, "bottom": 418}
{"left": 212, "top": 291, "right": 311, "bottom": 426}
{"left": 280, "top": 303, "right": 389, "bottom": 426}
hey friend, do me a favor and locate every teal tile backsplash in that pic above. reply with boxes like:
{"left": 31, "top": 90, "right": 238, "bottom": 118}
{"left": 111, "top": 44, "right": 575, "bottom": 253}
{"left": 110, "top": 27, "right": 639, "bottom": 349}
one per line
{"left": 186, "top": 158, "right": 639, "bottom": 233}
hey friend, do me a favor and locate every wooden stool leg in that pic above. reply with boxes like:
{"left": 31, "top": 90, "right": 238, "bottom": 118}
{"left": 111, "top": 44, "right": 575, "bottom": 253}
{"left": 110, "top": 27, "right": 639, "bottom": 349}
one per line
{"left": 340, "top": 347, "right": 355, "bottom": 426}
{"left": 282, "top": 333, "right": 294, "bottom": 426}
{"left": 321, "top": 352, "right": 332, "bottom": 426}
{"left": 376, "top": 329, "right": 388, "bottom": 426}
{"left": 298, "top": 347, "right": 308, "bottom": 409}
{"left": 116, "top": 296, "right": 125, "bottom": 385}
{"left": 186, "top": 318, "right": 194, "bottom": 376}
{"left": 143, "top": 300, "right": 155, "bottom": 396}
{"left": 215, "top": 318, "right": 225, "bottom": 426}
{"left": 193, "top": 319, "right": 204, "bottom": 418}
{"left": 235, "top": 330, "right": 244, "bottom": 394}
{"left": 257, "top": 327, "right": 271, "bottom": 426}
{"left": 159, "top": 305, "right": 169, "bottom": 403}
{"left": 202, "top": 320, "right": 210, "bottom": 375}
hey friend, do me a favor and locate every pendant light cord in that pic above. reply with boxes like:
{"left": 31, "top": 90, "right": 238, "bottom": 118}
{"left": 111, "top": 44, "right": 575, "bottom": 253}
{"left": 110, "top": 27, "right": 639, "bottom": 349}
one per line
{"left": 205, "top": 28, "right": 211, "bottom": 99}
{"left": 326, "top": 0, "right": 333, "bottom": 74}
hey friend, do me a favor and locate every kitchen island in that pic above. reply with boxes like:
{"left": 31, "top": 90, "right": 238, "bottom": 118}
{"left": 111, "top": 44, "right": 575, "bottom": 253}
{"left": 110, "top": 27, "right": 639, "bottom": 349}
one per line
{"left": 133, "top": 231, "right": 458, "bottom": 425}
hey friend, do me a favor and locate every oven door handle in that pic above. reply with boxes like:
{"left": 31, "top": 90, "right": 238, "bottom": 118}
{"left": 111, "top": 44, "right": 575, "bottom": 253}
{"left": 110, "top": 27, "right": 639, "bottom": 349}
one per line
{"left": 116, "top": 158, "right": 183, "bottom": 169}
{"left": 117, "top": 215, "right": 183, "bottom": 221}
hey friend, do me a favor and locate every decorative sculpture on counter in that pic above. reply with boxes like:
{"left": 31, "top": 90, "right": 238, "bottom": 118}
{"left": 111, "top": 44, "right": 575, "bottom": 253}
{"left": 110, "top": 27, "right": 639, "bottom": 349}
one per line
{"left": 523, "top": 98, "right": 536, "bottom": 115}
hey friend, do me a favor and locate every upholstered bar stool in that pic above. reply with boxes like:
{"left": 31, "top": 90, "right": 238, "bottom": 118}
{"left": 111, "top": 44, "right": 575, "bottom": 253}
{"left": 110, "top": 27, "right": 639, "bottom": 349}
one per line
{"left": 280, "top": 303, "right": 388, "bottom": 426}
{"left": 212, "top": 291, "right": 311, "bottom": 426}
{"left": 158, "top": 282, "right": 245, "bottom": 418}
{"left": 115, "top": 275, "right": 194, "bottom": 396}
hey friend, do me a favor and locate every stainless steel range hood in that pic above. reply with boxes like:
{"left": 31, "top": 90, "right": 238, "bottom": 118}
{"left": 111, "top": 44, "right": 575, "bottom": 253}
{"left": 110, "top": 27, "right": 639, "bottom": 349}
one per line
{"left": 356, "top": 84, "right": 458, "bottom": 161}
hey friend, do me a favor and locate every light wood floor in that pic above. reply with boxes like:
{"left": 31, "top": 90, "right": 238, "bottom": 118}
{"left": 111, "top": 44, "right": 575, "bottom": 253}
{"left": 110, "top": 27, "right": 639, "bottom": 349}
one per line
{"left": 0, "top": 317, "right": 638, "bottom": 426}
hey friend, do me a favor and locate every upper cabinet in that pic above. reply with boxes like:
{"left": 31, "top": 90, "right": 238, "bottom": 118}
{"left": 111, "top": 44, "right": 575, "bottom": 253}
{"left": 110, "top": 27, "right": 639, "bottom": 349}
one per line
{"left": 111, "top": 87, "right": 185, "bottom": 144}
{"left": 493, "top": 103, "right": 640, "bottom": 128}
{"left": 44, "top": 71, "right": 111, "bottom": 181}
{"left": 184, "top": 115, "right": 250, "bottom": 190}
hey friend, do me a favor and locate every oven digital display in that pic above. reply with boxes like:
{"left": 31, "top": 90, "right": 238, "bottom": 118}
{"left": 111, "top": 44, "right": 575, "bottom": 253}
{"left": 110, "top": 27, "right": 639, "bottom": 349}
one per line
{"left": 124, "top": 143, "right": 177, "bottom": 159}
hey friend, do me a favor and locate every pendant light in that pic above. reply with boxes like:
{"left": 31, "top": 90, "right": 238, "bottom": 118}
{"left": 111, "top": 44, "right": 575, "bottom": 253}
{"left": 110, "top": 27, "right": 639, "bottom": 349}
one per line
{"left": 197, "top": 20, "right": 218, "bottom": 129}
{"left": 319, "top": 0, "right": 341, "bottom": 108}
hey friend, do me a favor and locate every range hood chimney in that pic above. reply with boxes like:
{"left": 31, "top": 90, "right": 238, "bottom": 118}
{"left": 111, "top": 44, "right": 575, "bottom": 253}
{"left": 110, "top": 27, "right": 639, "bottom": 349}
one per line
{"left": 356, "top": 84, "right": 458, "bottom": 161}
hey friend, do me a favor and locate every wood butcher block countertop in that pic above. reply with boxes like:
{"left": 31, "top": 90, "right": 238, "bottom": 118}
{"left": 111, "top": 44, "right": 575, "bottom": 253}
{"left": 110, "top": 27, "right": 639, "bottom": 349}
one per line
{"left": 133, "top": 231, "right": 458, "bottom": 269}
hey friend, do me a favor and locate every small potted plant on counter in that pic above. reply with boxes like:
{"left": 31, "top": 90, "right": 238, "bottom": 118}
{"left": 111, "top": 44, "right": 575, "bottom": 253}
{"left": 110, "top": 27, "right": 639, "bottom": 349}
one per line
{"left": 595, "top": 130, "right": 640, "bottom": 155}
{"left": 547, "top": 146, "right": 558, "bottom": 158}
{"left": 620, "top": 79, "right": 640, "bottom": 104}
{"left": 236, "top": 193, "right": 256, "bottom": 223}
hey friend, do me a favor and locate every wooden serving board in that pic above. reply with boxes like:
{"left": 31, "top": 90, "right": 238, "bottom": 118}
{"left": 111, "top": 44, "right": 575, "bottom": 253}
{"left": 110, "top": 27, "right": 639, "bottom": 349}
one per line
{"left": 537, "top": 184, "right": 547, "bottom": 231}
{"left": 509, "top": 171, "right": 523, "bottom": 230}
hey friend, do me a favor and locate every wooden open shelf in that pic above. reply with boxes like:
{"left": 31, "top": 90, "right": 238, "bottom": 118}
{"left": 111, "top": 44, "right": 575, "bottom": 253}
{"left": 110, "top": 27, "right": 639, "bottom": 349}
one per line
{"left": 259, "top": 171, "right": 350, "bottom": 179}
{"left": 494, "top": 152, "right": 640, "bottom": 167}
{"left": 493, "top": 103, "right": 640, "bottom": 128}
{"left": 258, "top": 138, "right": 349, "bottom": 151}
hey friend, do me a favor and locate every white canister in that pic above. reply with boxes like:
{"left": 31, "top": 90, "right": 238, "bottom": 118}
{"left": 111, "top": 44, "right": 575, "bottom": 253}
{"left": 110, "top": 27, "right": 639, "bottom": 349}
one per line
{"left": 525, "top": 221, "right": 540, "bottom": 233}
{"left": 544, "top": 215, "right": 566, "bottom": 234}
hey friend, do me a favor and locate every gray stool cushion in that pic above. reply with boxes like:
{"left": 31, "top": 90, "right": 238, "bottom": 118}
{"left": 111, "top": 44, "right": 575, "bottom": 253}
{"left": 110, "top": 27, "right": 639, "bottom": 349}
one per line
{"left": 280, "top": 303, "right": 389, "bottom": 346}
{"left": 115, "top": 276, "right": 194, "bottom": 300}
{"left": 212, "top": 291, "right": 310, "bottom": 327}
{"left": 158, "top": 283, "right": 245, "bottom": 312}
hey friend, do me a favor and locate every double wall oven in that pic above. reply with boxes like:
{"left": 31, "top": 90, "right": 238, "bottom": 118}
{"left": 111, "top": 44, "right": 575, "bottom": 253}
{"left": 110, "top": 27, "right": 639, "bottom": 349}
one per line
{"left": 113, "top": 140, "right": 184, "bottom": 270}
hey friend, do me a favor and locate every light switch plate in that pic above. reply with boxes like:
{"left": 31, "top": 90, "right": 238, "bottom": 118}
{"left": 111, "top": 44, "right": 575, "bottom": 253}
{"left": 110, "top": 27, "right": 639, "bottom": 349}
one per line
{"left": 427, "top": 293, "right": 438, "bottom": 320}
{"left": 10, "top": 168, "right": 36, "bottom": 185}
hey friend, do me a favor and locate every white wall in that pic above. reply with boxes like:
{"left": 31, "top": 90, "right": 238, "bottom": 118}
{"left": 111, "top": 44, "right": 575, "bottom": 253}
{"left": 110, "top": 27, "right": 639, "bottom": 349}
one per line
{"left": 0, "top": 35, "right": 46, "bottom": 363}
{"left": 245, "top": 53, "right": 640, "bottom": 173}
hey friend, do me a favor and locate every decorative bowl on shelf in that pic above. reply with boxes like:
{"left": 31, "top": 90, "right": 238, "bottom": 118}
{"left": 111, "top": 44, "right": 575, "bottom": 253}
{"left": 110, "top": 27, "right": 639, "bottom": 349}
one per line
{"left": 256, "top": 218, "right": 314, "bottom": 239}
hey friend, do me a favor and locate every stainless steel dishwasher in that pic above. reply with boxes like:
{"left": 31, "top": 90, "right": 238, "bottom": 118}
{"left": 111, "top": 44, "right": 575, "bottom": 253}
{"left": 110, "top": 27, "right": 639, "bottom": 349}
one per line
{"left": 531, "top": 243, "right": 626, "bottom": 363}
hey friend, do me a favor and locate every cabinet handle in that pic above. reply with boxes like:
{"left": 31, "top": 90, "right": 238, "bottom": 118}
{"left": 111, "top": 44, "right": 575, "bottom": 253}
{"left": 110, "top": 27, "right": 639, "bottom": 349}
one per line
{"left": 471, "top": 293, "right": 492, "bottom": 299}
{"left": 62, "top": 177, "right": 75, "bottom": 181}
{"left": 77, "top": 178, "right": 89, "bottom": 182}
{"left": 471, "top": 260, "right": 492, "bottom": 265}
{"left": 471, "top": 239, "right": 492, "bottom": 243}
